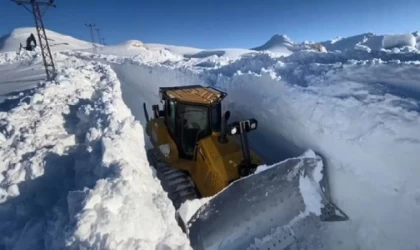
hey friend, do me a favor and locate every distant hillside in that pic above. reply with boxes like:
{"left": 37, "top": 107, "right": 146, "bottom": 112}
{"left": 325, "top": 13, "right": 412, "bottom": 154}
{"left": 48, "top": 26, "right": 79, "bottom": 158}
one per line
{"left": 0, "top": 27, "right": 93, "bottom": 53}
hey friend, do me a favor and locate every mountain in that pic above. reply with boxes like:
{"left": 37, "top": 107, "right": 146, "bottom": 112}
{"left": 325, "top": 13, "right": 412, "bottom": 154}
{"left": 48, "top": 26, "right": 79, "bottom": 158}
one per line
{"left": 251, "top": 34, "right": 296, "bottom": 55}
{"left": 0, "top": 28, "right": 256, "bottom": 60}
{"left": 0, "top": 27, "right": 93, "bottom": 53}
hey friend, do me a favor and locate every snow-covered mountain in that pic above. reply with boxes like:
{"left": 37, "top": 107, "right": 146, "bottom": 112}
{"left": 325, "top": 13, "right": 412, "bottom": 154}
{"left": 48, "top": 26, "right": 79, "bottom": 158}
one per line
{"left": 251, "top": 34, "right": 296, "bottom": 55}
{"left": 0, "top": 28, "right": 256, "bottom": 61}
{"left": 1, "top": 27, "right": 420, "bottom": 250}
{"left": 0, "top": 27, "right": 94, "bottom": 53}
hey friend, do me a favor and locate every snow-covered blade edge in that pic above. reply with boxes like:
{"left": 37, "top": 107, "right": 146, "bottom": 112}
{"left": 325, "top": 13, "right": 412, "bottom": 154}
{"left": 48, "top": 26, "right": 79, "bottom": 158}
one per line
{"left": 184, "top": 150, "right": 348, "bottom": 250}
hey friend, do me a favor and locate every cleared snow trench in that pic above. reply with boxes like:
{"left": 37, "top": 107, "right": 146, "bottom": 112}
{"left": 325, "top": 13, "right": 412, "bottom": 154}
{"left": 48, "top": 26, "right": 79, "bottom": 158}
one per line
{"left": 112, "top": 52, "right": 420, "bottom": 250}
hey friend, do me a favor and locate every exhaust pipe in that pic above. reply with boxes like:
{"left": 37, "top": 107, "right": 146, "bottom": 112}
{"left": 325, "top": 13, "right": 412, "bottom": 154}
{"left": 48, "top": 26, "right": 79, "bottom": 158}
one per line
{"left": 219, "top": 111, "right": 231, "bottom": 144}
{"left": 143, "top": 103, "right": 149, "bottom": 123}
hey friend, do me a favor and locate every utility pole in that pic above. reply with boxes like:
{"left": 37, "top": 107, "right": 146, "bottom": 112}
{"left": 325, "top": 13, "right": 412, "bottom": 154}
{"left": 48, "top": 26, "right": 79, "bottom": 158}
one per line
{"left": 85, "top": 23, "right": 97, "bottom": 53}
{"left": 12, "top": 0, "right": 57, "bottom": 80}
{"left": 101, "top": 38, "right": 106, "bottom": 46}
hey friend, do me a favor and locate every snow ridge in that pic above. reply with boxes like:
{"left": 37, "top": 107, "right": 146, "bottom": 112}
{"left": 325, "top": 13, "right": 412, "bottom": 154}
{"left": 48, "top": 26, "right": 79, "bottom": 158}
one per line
{"left": 0, "top": 53, "right": 190, "bottom": 249}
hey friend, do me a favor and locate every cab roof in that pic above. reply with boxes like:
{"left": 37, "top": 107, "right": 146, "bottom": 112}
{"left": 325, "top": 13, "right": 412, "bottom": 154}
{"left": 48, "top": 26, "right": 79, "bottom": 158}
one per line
{"left": 160, "top": 85, "right": 227, "bottom": 105}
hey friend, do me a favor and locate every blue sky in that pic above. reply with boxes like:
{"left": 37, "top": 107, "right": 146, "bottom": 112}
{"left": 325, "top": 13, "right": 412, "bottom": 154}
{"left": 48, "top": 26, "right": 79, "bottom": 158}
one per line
{"left": 0, "top": 0, "right": 419, "bottom": 49}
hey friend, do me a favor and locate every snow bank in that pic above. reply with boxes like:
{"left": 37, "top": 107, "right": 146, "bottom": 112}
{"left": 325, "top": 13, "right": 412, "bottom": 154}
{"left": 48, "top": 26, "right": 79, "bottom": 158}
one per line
{"left": 354, "top": 44, "right": 371, "bottom": 52}
{"left": 177, "top": 197, "right": 211, "bottom": 223}
{"left": 318, "top": 32, "right": 419, "bottom": 52}
{"left": 197, "top": 52, "right": 420, "bottom": 250}
{"left": 0, "top": 54, "right": 191, "bottom": 249}
{"left": 85, "top": 39, "right": 420, "bottom": 249}
{"left": 64, "top": 47, "right": 183, "bottom": 65}
{"left": 0, "top": 49, "right": 44, "bottom": 65}
{"left": 382, "top": 33, "right": 416, "bottom": 49}
{"left": 0, "top": 53, "right": 46, "bottom": 106}
{"left": 321, "top": 33, "right": 376, "bottom": 51}
{"left": 64, "top": 62, "right": 190, "bottom": 250}
{"left": 111, "top": 61, "right": 203, "bottom": 125}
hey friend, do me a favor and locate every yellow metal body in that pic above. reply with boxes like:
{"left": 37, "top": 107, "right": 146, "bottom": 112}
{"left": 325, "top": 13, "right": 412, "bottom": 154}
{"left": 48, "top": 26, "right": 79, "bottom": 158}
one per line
{"left": 146, "top": 117, "right": 264, "bottom": 197}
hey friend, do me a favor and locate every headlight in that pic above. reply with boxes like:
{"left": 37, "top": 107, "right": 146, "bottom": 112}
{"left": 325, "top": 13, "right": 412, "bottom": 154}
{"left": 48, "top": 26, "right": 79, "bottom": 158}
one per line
{"left": 250, "top": 122, "right": 256, "bottom": 129}
{"left": 230, "top": 127, "right": 237, "bottom": 135}
{"left": 248, "top": 119, "right": 258, "bottom": 130}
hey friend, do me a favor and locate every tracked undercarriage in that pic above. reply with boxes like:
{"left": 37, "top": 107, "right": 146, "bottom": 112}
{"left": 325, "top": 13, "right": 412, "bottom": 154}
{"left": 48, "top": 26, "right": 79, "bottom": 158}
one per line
{"left": 147, "top": 148, "right": 198, "bottom": 209}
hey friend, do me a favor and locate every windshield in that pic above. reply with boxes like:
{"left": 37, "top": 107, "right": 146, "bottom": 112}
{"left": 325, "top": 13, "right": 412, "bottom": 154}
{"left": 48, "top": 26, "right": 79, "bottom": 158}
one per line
{"left": 177, "top": 104, "right": 210, "bottom": 157}
{"left": 182, "top": 105, "right": 209, "bottom": 131}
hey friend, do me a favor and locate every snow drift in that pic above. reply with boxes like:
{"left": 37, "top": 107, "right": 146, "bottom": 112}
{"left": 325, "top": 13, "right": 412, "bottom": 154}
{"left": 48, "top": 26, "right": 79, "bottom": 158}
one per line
{"left": 0, "top": 53, "right": 190, "bottom": 249}
{"left": 205, "top": 54, "right": 420, "bottom": 250}
{"left": 320, "top": 32, "right": 419, "bottom": 52}
{"left": 382, "top": 33, "right": 417, "bottom": 49}
{"left": 253, "top": 32, "right": 420, "bottom": 54}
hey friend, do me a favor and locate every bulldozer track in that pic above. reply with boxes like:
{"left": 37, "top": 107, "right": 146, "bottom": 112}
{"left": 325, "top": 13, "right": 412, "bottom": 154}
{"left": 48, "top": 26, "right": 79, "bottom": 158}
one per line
{"left": 146, "top": 148, "right": 199, "bottom": 209}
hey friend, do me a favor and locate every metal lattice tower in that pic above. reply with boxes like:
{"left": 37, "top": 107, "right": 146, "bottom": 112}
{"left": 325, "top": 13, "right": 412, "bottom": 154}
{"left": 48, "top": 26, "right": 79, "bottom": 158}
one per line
{"left": 12, "top": 0, "right": 57, "bottom": 81}
{"left": 85, "top": 23, "right": 97, "bottom": 53}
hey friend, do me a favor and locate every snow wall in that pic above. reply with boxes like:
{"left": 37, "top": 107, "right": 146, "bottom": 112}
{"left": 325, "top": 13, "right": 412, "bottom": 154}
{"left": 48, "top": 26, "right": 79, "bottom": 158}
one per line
{"left": 0, "top": 54, "right": 191, "bottom": 250}
{"left": 111, "top": 52, "right": 420, "bottom": 250}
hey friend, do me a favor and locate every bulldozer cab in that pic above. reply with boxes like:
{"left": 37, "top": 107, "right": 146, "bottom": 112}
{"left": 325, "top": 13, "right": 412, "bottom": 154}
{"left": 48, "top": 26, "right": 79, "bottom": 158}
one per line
{"left": 159, "top": 85, "right": 226, "bottom": 160}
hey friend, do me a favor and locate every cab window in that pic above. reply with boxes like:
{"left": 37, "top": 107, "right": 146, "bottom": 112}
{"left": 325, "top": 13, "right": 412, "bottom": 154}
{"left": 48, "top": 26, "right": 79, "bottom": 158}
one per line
{"left": 177, "top": 104, "right": 210, "bottom": 158}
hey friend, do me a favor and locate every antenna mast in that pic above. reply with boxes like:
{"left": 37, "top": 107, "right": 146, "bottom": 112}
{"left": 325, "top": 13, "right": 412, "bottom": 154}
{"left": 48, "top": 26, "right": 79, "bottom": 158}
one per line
{"left": 12, "top": 0, "right": 57, "bottom": 80}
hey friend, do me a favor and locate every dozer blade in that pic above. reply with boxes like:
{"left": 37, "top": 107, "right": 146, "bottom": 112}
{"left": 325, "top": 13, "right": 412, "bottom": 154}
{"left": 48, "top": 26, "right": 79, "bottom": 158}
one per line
{"left": 184, "top": 151, "right": 348, "bottom": 250}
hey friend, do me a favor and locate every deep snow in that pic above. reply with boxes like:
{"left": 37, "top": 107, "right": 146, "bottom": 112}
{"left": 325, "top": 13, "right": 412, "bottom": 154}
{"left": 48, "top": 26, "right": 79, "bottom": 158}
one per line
{"left": 205, "top": 53, "right": 420, "bottom": 250}
{"left": 0, "top": 28, "right": 94, "bottom": 53}
{"left": 0, "top": 52, "right": 190, "bottom": 249}
{"left": 108, "top": 48, "right": 420, "bottom": 250}
{"left": 101, "top": 51, "right": 420, "bottom": 250}
{"left": 1, "top": 27, "right": 420, "bottom": 250}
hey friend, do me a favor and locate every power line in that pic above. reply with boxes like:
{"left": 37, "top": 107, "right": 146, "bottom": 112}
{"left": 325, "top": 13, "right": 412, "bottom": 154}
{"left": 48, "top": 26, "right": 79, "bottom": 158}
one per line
{"left": 12, "top": 0, "right": 57, "bottom": 81}
{"left": 85, "top": 23, "right": 97, "bottom": 53}
{"left": 95, "top": 28, "right": 102, "bottom": 46}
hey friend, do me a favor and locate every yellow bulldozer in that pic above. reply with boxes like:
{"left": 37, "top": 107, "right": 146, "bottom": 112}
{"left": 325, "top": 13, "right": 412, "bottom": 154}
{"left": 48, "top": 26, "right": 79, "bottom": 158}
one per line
{"left": 144, "top": 85, "right": 348, "bottom": 250}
